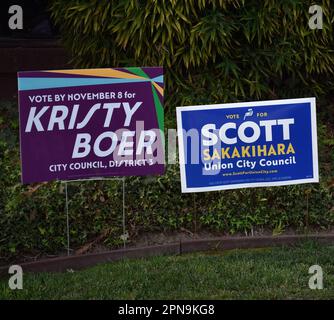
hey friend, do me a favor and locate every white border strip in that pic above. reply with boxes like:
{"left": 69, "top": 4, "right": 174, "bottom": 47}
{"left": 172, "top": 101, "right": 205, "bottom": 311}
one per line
{"left": 176, "top": 97, "right": 319, "bottom": 193}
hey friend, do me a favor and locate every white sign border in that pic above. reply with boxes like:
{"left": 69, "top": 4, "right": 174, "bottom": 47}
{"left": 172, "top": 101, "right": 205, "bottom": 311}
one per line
{"left": 176, "top": 97, "right": 319, "bottom": 193}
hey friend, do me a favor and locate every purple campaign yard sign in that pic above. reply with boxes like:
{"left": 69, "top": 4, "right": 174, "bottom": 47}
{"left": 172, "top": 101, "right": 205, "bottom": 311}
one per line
{"left": 18, "top": 67, "right": 164, "bottom": 183}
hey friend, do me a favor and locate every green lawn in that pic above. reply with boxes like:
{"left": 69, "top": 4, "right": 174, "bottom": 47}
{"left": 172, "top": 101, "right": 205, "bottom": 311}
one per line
{"left": 1, "top": 241, "right": 334, "bottom": 299}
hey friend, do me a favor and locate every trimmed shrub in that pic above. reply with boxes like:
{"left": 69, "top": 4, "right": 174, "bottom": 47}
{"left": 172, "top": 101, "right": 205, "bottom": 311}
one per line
{"left": 0, "top": 100, "right": 333, "bottom": 261}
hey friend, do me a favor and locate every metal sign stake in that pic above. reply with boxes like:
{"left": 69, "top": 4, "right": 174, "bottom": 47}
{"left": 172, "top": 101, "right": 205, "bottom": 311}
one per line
{"left": 65, "top": 181, "right": 70, "bottom": 256}
{"left": 63, "top": 177, "right": 126, "bottom": 256}
{"left": 122, "top": 177, "right": 126, "bottom": 248}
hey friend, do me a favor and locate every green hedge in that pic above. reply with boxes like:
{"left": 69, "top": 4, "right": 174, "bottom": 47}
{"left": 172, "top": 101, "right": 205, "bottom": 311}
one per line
{"left": 0, "top": 100, "right": 333, "bottom": 260}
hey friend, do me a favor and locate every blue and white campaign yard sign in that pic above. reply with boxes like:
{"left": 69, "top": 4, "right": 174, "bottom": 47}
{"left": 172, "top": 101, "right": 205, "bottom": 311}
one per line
{"left": 176, "top": 98, "right": 318, "bottom": 193}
